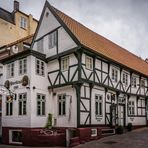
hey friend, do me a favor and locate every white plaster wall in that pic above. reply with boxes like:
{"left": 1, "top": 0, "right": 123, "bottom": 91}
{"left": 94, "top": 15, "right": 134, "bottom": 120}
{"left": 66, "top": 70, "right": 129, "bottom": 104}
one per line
{"left": 29, "top": 56, "right": 51, "bottom": 128}
{"left": 127, "top": 117, "right": 146, "bottom": 125}
{"left": 48, "top": 54, "right": 78, "bottom": 85}
{"left": 58, "top": 27, "right": 77, "bottom": 53}
{"left": 2, "top": 56, "right": 32, "bottom": 127}
{"left": 36, "top": 7, "right": 60, "bottom": 40}
{"left": 91, "top": 86, "right": 105, "bottom": 125}
{"left": 52, "top": 86, "right": 77, "bottom": 127}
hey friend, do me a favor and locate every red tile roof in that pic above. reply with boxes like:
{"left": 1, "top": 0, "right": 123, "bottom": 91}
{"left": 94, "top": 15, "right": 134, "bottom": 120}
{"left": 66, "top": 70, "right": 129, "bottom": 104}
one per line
{"left": 53, "top": 7, "right": 148, "bottom": 76}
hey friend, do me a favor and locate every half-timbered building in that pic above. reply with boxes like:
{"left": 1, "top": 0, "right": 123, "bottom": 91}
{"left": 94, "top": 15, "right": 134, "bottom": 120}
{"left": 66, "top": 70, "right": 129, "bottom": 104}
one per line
{"left": 1, "top": 1, "right": 148, "bottom": 146}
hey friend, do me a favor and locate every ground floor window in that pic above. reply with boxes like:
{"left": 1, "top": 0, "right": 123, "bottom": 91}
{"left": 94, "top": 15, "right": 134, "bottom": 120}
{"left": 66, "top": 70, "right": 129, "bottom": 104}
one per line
{"left": 95, "top": 95, "right": 103, "bottom": 116}
{"left": 128, "top": 101, "right": 135, "bottom": 115}
{"left": 58, "top": 94, "right": 66, "bottom": 116}
{"left": 37, "top": 94, "right": 46, "bottom": 116}
{"left": 6, "top": 96, "right": 13, "bottom": 116}
{"left": 18, "top": 93, "right": 27, "bottom": 115}
{"left": 9, "top": 130, "right": 22, "bottom": 144}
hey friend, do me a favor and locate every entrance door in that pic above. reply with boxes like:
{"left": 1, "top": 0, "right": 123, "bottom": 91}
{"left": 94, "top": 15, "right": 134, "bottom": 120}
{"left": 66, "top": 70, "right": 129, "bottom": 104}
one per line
{"left": 118, "top": 105, "right": 125, "bottom": 126}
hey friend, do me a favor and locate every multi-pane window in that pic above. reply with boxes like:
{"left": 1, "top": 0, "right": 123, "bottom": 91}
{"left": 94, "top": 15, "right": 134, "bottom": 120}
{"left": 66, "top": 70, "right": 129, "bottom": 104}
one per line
{"left": 19, "top": 58, "right": 27, "bottom": 75}
{"left": 123, "top": 72, "right": 128, "bottom": 85}
{"left": 61, "top": 57, "right": 69, "bottom": 71}
{"left": 7, "top": 63, "right": 14, "bottom": 78}
{"left": 111, "top": 68, "right": 118, "bottom": 82}
{"left": 36, "top": 59, "right": 44, "bottom": 76}
{"left": 18, "top": 93, "right": 27, "bottom": 115}
{"left": 58, "top": 94, "right": 66, "bottom": 116}
{"left": 48, "top": 31, "right": 57, "bottom": 49}
{"left": 6, "top": 96, "right": 13, "bottom": 116}
{"left": 86, "top": 56, "right": 93, "bottom": 70}
{"left": 131, "top": 76, "right": 136, "bottom": 88}
{"left": 95, "top": 95, "right": 103, "bottom": 116}
{"left": 128, "top": 101, "right": 135, "bottom": 115}
{"left": 37, "top": 39, "right": 44, "bottom": 52}
{"left": 20, "top": 16, "right": 27, "bottom": 29}
{"left": 37, "top": 94, "right": 46, "bottom": 116}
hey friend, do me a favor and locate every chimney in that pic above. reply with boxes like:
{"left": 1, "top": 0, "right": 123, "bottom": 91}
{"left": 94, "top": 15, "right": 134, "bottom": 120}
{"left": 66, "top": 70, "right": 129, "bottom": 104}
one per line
{"left": 14, "top": 1, "right": 19, "bottom": 11}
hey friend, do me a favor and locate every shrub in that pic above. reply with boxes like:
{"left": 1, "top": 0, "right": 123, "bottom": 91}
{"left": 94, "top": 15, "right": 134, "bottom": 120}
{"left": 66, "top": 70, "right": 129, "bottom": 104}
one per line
{"left": 116, "top": 125, "right": 124, "bottom": 134}
{"left": 127, "top": 123, "right": 133, "bottom": 131}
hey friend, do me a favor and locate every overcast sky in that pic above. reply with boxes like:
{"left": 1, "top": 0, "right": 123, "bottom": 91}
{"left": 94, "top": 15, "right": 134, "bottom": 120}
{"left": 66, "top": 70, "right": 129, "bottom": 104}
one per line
{"left": 0, "top": 0, "right": 148, "bottom": 60}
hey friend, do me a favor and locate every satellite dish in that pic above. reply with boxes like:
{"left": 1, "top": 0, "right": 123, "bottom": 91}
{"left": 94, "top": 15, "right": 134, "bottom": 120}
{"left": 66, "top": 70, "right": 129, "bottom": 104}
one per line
{"left": 12, "top": 45, "right": 18, "bottom": 54}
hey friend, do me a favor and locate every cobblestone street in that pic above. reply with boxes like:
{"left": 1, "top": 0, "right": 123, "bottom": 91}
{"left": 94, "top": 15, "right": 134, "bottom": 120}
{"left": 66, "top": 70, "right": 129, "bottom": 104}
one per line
{"left": 0, "top": 128, "right": 148, "bottom": 148}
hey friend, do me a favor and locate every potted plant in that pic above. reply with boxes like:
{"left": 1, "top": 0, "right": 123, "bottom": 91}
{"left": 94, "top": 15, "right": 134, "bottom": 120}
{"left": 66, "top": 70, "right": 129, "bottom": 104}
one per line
{"left": 116, "top": 125, "right": 124, "bottom": 134}
{"left": 127, "top": 123, "right": 133, "bottom": 131}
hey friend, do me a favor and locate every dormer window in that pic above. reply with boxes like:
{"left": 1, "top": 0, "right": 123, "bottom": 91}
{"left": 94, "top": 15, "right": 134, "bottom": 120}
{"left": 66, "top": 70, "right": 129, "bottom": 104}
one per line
{"left": 20, "top": 16, "right": 27, "bottom": 29}
{"left": 48, "top": 31, "right": 57, "bottom": 49}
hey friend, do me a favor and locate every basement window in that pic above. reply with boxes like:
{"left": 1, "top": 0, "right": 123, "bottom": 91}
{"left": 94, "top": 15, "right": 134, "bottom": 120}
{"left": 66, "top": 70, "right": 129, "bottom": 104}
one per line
{"left": 9, "top": 130, "right": 22, "bottom": 144}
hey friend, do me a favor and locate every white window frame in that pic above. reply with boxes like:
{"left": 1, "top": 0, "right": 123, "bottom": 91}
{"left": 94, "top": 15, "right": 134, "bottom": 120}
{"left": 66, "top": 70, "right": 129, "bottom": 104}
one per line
{"left": 48, "top": 31, "right": 57, "bottom": 49}
{"left": 128, "top": 101, "right": 135, "bottom": 115}
{"left": 37, "top": 94, "right": 46, "bottom": 116}
{"left": 18, "top": 93, "right": 27, "bottom": 116}
{"left": 19, "top": 58, "right": 27, "bottom": 75}
{"left": 131, "top": 76, "right": 137, "bottom": 88}
{"left": 95, "top": 94, "right": 103, "bottom": 116}
{"left": 20, "top": 16, "right": 27, "bottom": 29}
{"left": 37, "top": 39, "right": 44, "bottom": 53}
{"left": 85, "top": 55, "right": 93, "bottom": 70}
{"left": 36, "top": 59, "right": 45, "bottom": 76}
{"left": 7, "top": 63, "right": 14, "bottom": 78}
{"left": 111, "top": 68, "right": 118, "bottom": 82}
{"left": 9, "top": 130, "right": 22, "bottom": 144}
{"left": 6, "top": 97, "right": 13, "bottom": 116}
{"left": 61, "top": 56, "right": 69, "bottom": 72}
{"left": 58, "top": 94, "right": 66, "bottom": 116}
{"left": 122, "top": 72, "right": 128, "bottom": 86}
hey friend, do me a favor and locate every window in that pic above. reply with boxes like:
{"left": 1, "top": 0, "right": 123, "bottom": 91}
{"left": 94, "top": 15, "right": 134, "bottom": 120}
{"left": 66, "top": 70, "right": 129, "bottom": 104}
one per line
{"left": 9, "top": 130, "right": 22, "bottom": 144}
{"left": 37, "top": 39, "right": 44, "bottom": 52}
{"left": 48, "top": 31, "right": 57, "bottom": 49}
{"left": 111, "top": 68, "right": 118, "bottom": 82}
{"left": 36, "top": 59, "right": 44, "bottom": 76}
{"left": 131, "top": 76, "right": 136, "bottom": 88}
{"left": 128, "top": 101, "right": 135, "bottom": 115}
{"left": 20, "top": 16, "right": 27, "bottom": 29}
{"left": 19, "top": 58, "right": 27, "bottom": 75}
{"left": 6, "top": 96, "right": 13, "bottom": 116}
{"left": 86, "top": 56, "right": 93, "bottom": 70}
{"left": 141, "top": 79, "right": 145, "bottom": 87}
{"left": 123, "top": 72, "right": 128, "bottom": 85}
{"left": 18, "top": 93, "right": 27, "bottom": 115}
{"left": 95, "top": 95, "right": 103, "bottom": 116}
{"left": 61, "top": 56, "right": 69, "bottom": 71}
{"left": 37, "top": 94, "right": 45, "bottom": 116}
{"left": 58, "top": 94, "right": 66, "bottom": 116}
{"left": 7, "top": 63, "right": 14, "bottom": 78}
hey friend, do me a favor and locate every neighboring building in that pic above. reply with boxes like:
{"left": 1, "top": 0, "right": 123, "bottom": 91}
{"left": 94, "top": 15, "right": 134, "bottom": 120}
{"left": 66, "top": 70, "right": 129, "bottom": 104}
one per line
{"left": 0, "top": 1, "right": 38, "bottom": 47}
{"left": 0, "top": 1, "right": 148, "bottom": 146}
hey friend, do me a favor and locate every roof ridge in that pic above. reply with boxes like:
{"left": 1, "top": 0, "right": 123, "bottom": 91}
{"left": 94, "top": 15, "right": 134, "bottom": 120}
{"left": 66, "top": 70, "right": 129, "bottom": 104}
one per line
{"left": 0, "top": 7, "right": 12, "bottom": 14}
